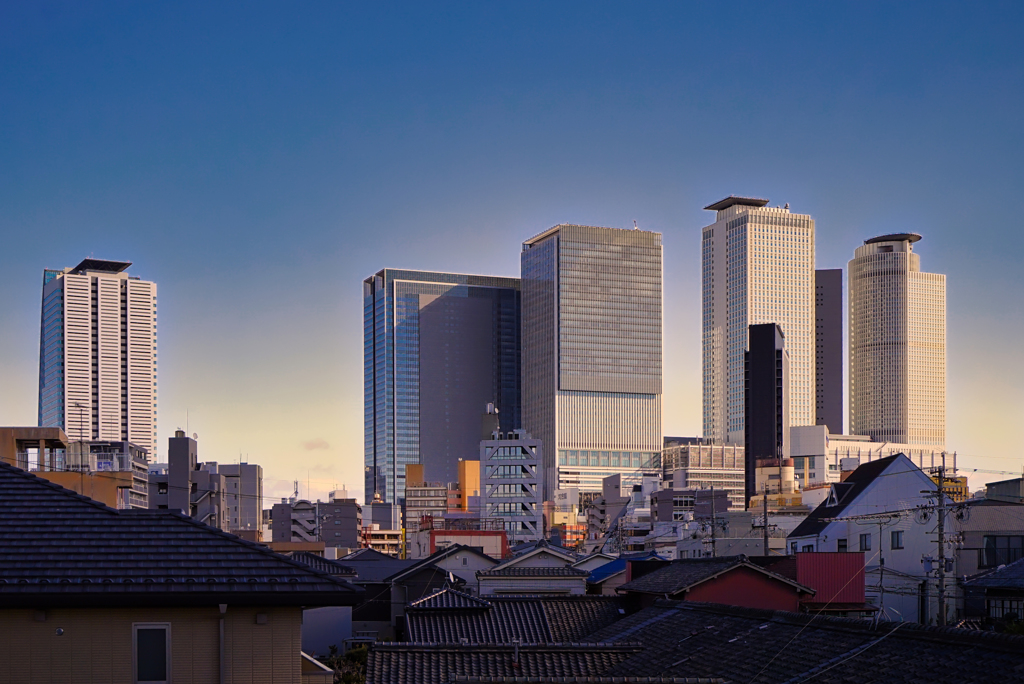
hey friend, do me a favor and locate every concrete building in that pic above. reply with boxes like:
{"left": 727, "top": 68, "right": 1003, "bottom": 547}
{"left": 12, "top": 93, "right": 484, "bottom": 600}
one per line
{"left": 789, "top": 425, "right": 957, "bottom": 489}
{"left": 202, "top": 462, "right": 264, "bottom": 534}
{"left": 148, "top": 430, "right": 228, "bottom": 530}
{"left": 660, "top": 443, "right": 746, "bottom": 511}
{"left": 363, "top": 269, "right": 521, "bottom": 505}
{"left": 38, "top": 258, "right": 158, "bottom": 459}
{"left": 745, "top": 323, "right": 790, "bottom": 505}
{"left": 270, "top": 495, "right": 363, "bottom": 549}
{"left": 702, "top": 198, "right": 815, "bottom": 447}
{"left": 849, "top": 234, "right": 946, "bottom": 448}
{"left": 521, "top": 224, "right": 663, "bottom": 498}
{"left": 481, "top": 428, "right": 543, "bottom": 545}
{"left": 814, "top": 268, "right": 843, "bottom": 433}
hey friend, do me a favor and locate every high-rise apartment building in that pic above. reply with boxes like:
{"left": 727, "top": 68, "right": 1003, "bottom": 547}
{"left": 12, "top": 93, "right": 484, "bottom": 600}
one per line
{"left": 702, "top": 197, "right": 814, "bottom": 446}
{"left": 521, "top": 224, "right": 662, "bottom": 499}
{"left": 744, "top": 323, "right": 790, "bottom": 505}
{"left": 814, "top": 269, "right": 843, "bottom": 433}
{"left": 38, "top": 259, "right": 158, "bottom": 459}
{"left": 363, "top": 269, "right": 521, "bottom": 505}
{"left": 849, "top": 234, "right": 946, "bottom": 447}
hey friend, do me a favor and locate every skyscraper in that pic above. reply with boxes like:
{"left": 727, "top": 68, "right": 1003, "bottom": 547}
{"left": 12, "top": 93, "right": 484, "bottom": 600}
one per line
{"left": 744, "top": 323, "right": 789, "bottom": 504}
{"left": 38, "top": 259, "right": 158, "bottom": 459}
{"left": 849, "top": 234, "right": 945, "bottom": 447}
{"left": 815, "top": 269, "right": 843, "bottom": 433}
{"left": 702, "top": 197, "right": 815, "bottom": 446}
{"left": 363, "top": 269, "right": 521, "bottom": 505}
{"left": 521, "top": 224, "right": 662, "bottom": 499}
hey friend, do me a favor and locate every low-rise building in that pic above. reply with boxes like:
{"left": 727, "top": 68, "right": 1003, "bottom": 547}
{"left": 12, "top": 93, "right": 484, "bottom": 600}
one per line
{"left": 660, "top": 442, "right": 745, "bottom": 510}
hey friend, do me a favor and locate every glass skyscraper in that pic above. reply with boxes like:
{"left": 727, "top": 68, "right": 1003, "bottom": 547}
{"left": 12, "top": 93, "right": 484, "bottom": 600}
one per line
{"left": 363, "top": 269, "right": 521, "bottom": 505}
{"left": 702, "top": 197, "right": 815, "bottom": 446}
{"left": 521, "top": 224, "right": 663, "bottom": 499}
{"left": 38, "top": 259, "right": 158, "bottom": 459}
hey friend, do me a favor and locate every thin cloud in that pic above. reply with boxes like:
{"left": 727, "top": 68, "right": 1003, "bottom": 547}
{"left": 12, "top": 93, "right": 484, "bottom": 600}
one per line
{"left": 303, "top": 438, "right": 330, "bottom": 451}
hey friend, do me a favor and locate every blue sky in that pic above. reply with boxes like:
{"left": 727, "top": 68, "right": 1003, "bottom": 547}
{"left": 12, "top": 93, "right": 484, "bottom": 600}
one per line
{"left": 2, "top": 2, "right": 1022, "bottom": 502}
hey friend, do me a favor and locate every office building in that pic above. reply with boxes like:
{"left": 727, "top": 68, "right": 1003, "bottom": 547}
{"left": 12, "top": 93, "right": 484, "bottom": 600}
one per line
{"left": 701, "top": 198, "right": 815, "bottom": 446}
{"left": 744, "top": 323, "right": 790, "bottom": 504}
{"left": 363, "top": 269, "right": 521, "bottom": 505}
{"left": 521, "top": 224, "right": 662, "bottom": 498}
{"left": 481, "top": 428, "right": 543, "bottom": 544}
{"left": 849, "top": 234, "right": 946, "bottom": 447}
{"left": 814, "top": 269, "right": 843, "bottom": 433}
{"left": 38, "top": 258, "right": 158, "bottom": 459}
{"left": 660, "top": 443, "right": 746, "bottom": 510}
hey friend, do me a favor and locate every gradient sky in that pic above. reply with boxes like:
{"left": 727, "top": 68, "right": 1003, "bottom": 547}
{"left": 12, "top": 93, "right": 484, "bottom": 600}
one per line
{"left": 2, "top": 2, "right": 1022, "bottom": 505}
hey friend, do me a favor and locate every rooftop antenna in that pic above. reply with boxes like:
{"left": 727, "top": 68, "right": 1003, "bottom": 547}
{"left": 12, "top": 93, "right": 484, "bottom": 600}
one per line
{"left": 633, "top": 220, "right": 639, "bottom": 230}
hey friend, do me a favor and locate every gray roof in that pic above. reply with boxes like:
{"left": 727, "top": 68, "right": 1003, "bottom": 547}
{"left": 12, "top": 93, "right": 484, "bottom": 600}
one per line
{"left": 406, "top": 595, "right": 627, "bottom": 644}
{"left": 410, "top": 587, "right": 492, "bottom": 611}
{"left": 617, "top": 556, "right": 813, "bottom": 597}
{"left": 366, "top": 643, "right": 644, "bottom": 684}
{"left": 966, "top": 557, "right": 1024, "bottom": 589}
{"left": 788, "top": 456, "right": 900, "bottom": 539}
{"left": 286, "top": 551, "right": 357, "bottom": 577}
{"left": 0, "top": 463, "right": 362, "bottom": 608}
{"left": 477, "top": 566, "right": 589, "bottom": 578}
{"left": 586, "top": 600, "right": 1024, "bottom": 684}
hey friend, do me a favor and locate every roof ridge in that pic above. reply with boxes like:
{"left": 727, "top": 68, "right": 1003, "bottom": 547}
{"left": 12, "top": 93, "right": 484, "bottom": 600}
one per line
{"left": 0, "top": 463, "right": 120, "bottom": 514}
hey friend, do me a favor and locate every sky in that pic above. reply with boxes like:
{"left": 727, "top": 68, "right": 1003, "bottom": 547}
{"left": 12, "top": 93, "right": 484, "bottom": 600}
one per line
{"left": 2, "top": 2, "right": 1023, "bottom": 505}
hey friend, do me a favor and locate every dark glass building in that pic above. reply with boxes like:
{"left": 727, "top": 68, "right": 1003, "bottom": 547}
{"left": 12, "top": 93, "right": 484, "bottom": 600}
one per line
{"left": 814, "top": 269, "right": 843, "bottom": 433}
{"left": 363, "top": 269, "right": 520, "bottom": 505}
{"left": 744, "top": 323, "right": 789, "bottom": 506}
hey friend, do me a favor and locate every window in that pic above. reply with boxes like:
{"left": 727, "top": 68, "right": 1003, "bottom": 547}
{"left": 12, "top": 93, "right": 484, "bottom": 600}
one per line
{"left": 790, "top": 542, "right": 797, "bottom": 554}
{"left": 982, "top": 536, "right": 1024, "bottom": 568}
{"left": 157, "top": 482, "right": 167, "bottom": 494}
{"left": 859, "top": 533, "right": 871, "bottom": 552}
{"left": 801, "top": 545, "right": 814, "bottom": 553}
{"left": 891, "top": 531, "right": 904, "bottom": 550}
{"left": 133, "top": 623, "right": 170, "bottom": 684}
{"left": 837, "top": 538, "right": 847, "bottom": 553}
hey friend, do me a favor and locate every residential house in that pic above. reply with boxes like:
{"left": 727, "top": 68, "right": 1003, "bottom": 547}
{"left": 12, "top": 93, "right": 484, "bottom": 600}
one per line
{"left": 0, "top": 462, "right": 362, "bottom": 684}
{"left": 476, "top": 540, "right": 587, "bottom": 595}
{"left": 964, "top": 557, "right": 1024, "bottom": 625}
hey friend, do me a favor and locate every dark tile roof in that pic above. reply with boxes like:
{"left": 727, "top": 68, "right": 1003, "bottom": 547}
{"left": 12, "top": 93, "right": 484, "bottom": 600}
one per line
{"left": 0, "top": 463, "right": 362, "bottom": 608}
{"left": 386, "top": 544, "right": 498, "bottom": 583}
{"left": 366, "top": 643, "right": 644, "bottom": 684}
{"left": 342, "top": 547, "right": 398, "bottom": 561}
{"left": 452, "top": 678, "right": 724, "bottom": 684}
{"left": 789, "top": 456, "right": 899, "bottom": 538}
{"left": 586, "top": 600, "right": 1024, "bottom": 684}
{"left": 410, "top": 587, "right": 492, "bottom": 611}
{"left": 617, "top": 556, "right": 812, "bottom": 597}
{"left": 405, "top": 596, "right": 627, "bottom": 644}
{"left": 477, "top": 566, "right": 589, "bottom": 578}
{"left": 965, "top": 557, "right": 1024, "bottom": 589}
{"left": 343, "top": 558, "right": 418, "bottom": 582}
{"left": 287, "top": 551, "right": 358, "bottom": 577}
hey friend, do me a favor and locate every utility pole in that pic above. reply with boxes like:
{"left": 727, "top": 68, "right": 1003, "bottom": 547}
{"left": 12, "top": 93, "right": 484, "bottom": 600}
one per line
{"left": 763, "top": 483, "right": 770, "bottom": 557}
{"left": 936, "top": 456, "right": 948, "bottom": 627}
{"left": 710, "top": 485, "right": 717, "bottom": 558}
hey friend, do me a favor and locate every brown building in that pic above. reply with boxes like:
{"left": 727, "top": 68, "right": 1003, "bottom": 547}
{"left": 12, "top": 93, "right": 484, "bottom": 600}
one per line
{"left": 0, "top": 462, "right": 362, "bottom": 683}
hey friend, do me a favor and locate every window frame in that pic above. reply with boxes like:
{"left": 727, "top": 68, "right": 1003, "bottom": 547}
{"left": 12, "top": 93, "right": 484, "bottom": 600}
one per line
{"left": 133, "top": 622, "right": 171, "bottom": 684}
{"left": 891, "top": 530, "right": 904, "bottom": 550}
{"left": 859, "top": 533, "right": 871, "bottom": 552}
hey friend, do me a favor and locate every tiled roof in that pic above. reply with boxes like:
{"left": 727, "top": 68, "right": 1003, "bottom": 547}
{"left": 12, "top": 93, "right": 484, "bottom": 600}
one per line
{"left": 405, "top": 596, "right": 627, "bottom": 644}
{"left": 965, "top": 557, "right": 1024, "bottom": 589}
{"left": 587, "top": 600, "right": 1024, "bottom": 684}
{"left": 788, "top": 456, "right": 899, "bottom": 538}
{"left": 366, "top": 643, "right": 643, "bottom": 684}
{"left": 452, "top": 678, "right": 724, "bottom": 684}
{"left": 477, "top": 566, "right": 589, "bottom": 578}
{"left": 287, "top": 551, "right": 358, "bottom": 577}
{"left": 617, "top": 556, "right": 813, "bottom": 597}
{"left": 410, "top": 587, "right": 492, "bottom": 611}
{"left": 0, "top": 463, "right": 362, "bottom": 607}
{"left": 386, "top": 544, "right": 498, "bottom": 583}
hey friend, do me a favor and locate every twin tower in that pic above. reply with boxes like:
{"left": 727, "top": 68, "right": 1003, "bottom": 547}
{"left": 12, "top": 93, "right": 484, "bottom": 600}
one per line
{"left": 364, "top": 200, "right": 946, "bottom": 505}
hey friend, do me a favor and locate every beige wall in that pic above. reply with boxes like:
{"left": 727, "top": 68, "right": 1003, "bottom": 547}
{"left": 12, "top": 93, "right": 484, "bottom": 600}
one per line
{"left": 0, "top": 605, "right": 302, "bottom": 684}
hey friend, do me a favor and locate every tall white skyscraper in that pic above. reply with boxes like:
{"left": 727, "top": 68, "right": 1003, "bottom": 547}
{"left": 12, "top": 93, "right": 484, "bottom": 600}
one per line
{"left": 38, "top": 259, "right": 158, "bottom": 459}
{"left": 702, "top": 197, "right": 815, "bottom": 445}
{"left": 849, "top": 234, "right": 945, "bottom": 448}
{"left": 522, "top": 224, "right": 663, "bottom": 499}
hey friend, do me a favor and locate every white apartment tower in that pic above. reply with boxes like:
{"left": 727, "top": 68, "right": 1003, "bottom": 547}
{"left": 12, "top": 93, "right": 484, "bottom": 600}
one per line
{"left": 38, "top": 259, "right": 158, "bottom": 459}
{"left": 849, "top": 234, "right": 945, "bottom": 447}
{"left": 522, "top": 224, "right": 663, "bottom": 499}
{"left": 702, "top": 197, "right": 815, "bottom": 445}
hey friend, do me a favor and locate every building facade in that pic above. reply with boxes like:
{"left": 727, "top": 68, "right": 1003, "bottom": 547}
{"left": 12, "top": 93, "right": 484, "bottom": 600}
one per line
{"left": 849, "top": 234, "right": 946, "bottom": 447}
{"left": 363, "top": 269, "right": 521, "bottom": 505}
{"left": 38, "top": 258, "right": 158, "bottom": 460}
{"left": 660, "top": 443, "right": 746, "bottom": 511}
{"left": 745, "top": 323, "right": 790, "bottom": 505}
{"left": 814, "top": 269, "right": 843, "bottom": 433}
{"left": 480, "top": 428, "right": 543, "bottom": 544}
{"left": 701, "top": 198, "right": 815, "bottom": 446}
{"left": 521, "top": 224, "right": 662, "bottom": 498}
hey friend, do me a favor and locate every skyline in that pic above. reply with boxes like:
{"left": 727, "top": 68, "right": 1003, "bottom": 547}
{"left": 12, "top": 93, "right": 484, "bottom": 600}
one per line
{"left": 2, "top": 3, "right": 1023, "bottom": 504}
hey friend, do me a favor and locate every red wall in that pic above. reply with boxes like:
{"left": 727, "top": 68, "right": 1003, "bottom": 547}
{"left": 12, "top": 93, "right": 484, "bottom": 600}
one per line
{"left": 796, "top": 552, "right": 865, "bottom": 604}
{"left": 683, "top": 566, "right": 802, "bottom": 612}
